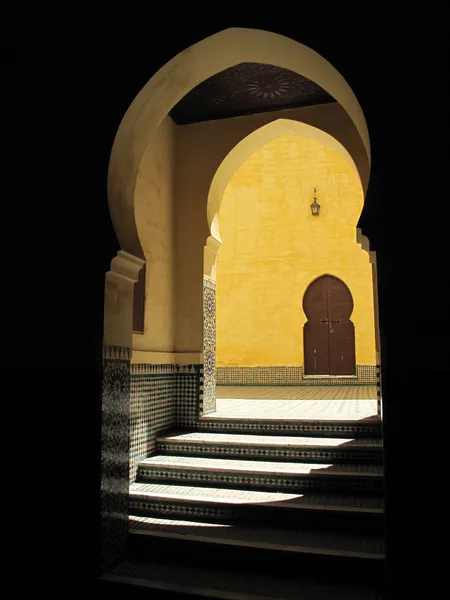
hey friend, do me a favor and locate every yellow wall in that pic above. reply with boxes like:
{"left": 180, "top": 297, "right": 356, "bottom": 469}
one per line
{"left": 175, "top": 103, "right": 367, "bottom": 352}
{"left": 129, "top": 106, "right": 371, "bottom": 360}
{"left": 216, "top": 134, "right": 376, "bottom": 366}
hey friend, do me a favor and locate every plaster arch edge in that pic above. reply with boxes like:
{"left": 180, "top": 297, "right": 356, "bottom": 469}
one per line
{"left": 108, "top": 27, "right": 371, "bottom": 259}
{"left": 206, "top": 118, "right": 366, "bottom": 264}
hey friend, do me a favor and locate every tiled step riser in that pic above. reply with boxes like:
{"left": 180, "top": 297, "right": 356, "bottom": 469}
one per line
{"left": 136, "top": 468, "right": 384, "bottom": 496}
{"left": 129, "top": 497, "right": 384, "bottom": 534}
{"left": 156, "top": 442, "right": 382, "bottom": 464}
{"left": 128, "top": 534, "right": 385, "bottom": 585}
{"left": 129, "top": 498, "right": 234, "bottom": 523}
{"left": 197, "top": 421, "right": 382, "bottom": 439}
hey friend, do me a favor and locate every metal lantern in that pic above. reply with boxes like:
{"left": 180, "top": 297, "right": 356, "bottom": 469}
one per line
{"left": 310, "top": 188, "right": 320, "bottom": 216}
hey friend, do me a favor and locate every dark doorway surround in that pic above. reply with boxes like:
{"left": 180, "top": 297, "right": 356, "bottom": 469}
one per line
{"left": 24, "top": 22, "right": 442, "bottom": 598}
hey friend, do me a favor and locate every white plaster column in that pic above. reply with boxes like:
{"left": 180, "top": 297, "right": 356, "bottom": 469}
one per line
{"left": 204, "top": 235, "right": 221, "bottom": 281}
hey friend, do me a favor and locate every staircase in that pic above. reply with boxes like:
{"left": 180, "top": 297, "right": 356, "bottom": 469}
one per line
{"left": 103, "top": 410, "right": 385, "bottom": 598}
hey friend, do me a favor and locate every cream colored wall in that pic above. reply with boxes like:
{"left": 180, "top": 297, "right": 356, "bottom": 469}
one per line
{"left": 216, "top": 134, "right": 376, "bottom": 367}
{"left": 175, "top": 103, "right": 367, "bottom": 353}
{"left": 132, "top": 116, "right": 176, "bottom": 353}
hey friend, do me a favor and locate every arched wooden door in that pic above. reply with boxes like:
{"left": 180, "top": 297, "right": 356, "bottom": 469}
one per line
{"left": 303, "top": 275, "right": 356, "bottom": 376}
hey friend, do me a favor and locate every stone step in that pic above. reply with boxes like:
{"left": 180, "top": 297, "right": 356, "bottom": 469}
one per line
{"left": 129, "top": 482, "right": 384, "bottom": 532}
{"left": 126, "top": 516, "right": 385, "bottom": 585}
{"left": 129, "top": 515, "right": 385, "bottom": 558}
{"left": 196, "top": 416, "right": 382, "bottom": 438}
{"left": 156, "top": 429, "right": 383, "bottom": 463}
{"left": 137, "top": 455, "right": 384, "bottom": 495}
{"left": 100, "top": 554, "right": 384, "bottom": 599}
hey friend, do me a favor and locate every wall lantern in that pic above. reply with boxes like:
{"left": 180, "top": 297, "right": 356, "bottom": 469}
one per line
{"left": 310, "top": 188, "right": 321, "bottom": 216}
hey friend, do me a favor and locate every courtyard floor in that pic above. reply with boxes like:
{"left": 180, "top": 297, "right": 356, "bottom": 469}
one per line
{"left": 212, "top": 385, "right": 378, "bottom": 420}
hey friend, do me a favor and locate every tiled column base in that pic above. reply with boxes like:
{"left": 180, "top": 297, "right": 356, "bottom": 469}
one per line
{"left": 376, "top": 365, "right": 382, "bottom": 419}
{"left": 203, "top": 277, "right": 217, "bottom": 414}
{"left": 216, "top": 365, "right": 377, "bottom": 386}
{"left": 101, "top": 344, "right": 131, "bottom": 568}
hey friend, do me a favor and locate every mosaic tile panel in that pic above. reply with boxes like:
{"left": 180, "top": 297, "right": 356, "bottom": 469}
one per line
{"left": 129, "top": 364, "right": 177, "bottom": 482}
{"left": 176, "top": 364, "right": 202, "bottom": 426}
{"left": 100, "top": 345, "right": 131, "bottom": 568}
{"left": 203, "top": 277, "right": 216, "bottom": 414}
{"left": 216, "top": 365, "right": 377, "bottom": 386}
{"left": 130, "top": 363, "right": 202, "bottom": 482}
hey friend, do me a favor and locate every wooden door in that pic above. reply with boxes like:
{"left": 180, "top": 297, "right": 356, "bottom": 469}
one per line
{"left": 303, "top": 275, "right": 356, "bottom": 376}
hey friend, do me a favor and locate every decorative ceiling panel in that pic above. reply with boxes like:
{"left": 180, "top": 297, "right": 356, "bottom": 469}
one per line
{"left": 170, "top": 62, "right": 335, "bottom": 125}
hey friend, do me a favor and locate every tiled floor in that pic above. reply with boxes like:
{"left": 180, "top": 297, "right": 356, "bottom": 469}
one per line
{"left": 217, "top": 386, "right": 378, "bottom": 400}
{"left": 212, "top": 386, "right": 378, "bottom": 420}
